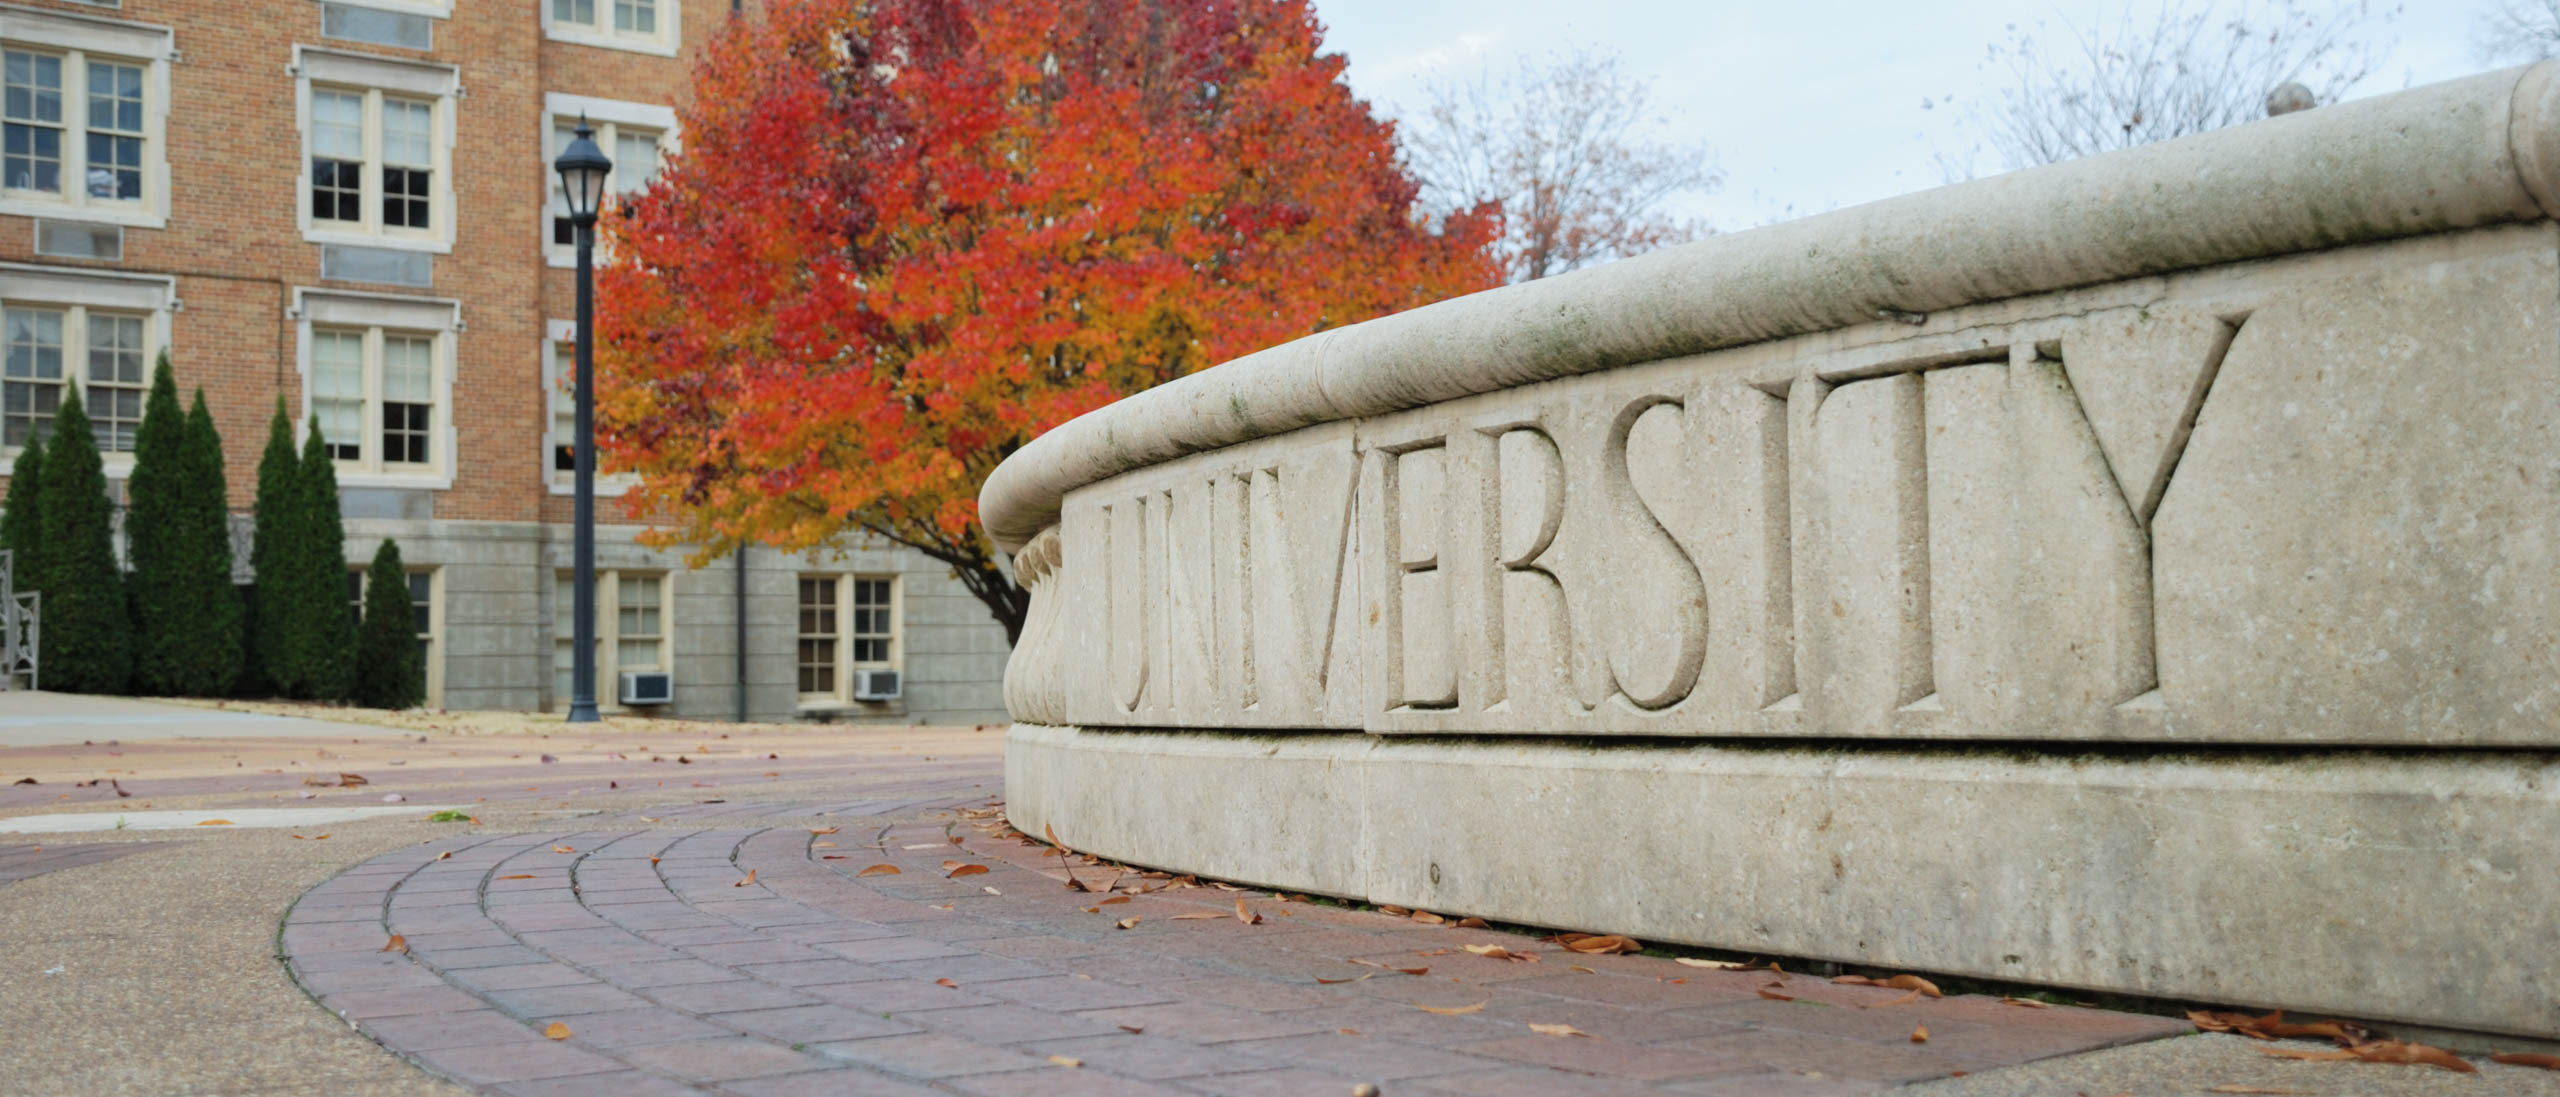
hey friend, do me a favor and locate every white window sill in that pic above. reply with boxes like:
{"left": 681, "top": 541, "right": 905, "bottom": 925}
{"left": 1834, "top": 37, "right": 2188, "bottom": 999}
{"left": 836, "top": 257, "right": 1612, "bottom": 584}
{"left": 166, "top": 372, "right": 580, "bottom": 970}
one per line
{"left": 302, "top": 229, "right": 452, "bottom": 255}
{"left": 798, "top": 698, "right": 900, "bottom": 717}
{"left": 543, "top": 26, "right": 677, "bottom": 56}
{"left": 335, "top": 469, "right": 452, "bottom": 490}
{"left": 0, "top": 199, "right": 165, "bottom": 230}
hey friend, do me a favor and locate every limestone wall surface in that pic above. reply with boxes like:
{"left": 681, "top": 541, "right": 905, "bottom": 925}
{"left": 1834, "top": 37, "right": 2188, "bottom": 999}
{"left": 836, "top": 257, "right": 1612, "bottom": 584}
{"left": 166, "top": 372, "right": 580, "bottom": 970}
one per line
{"left": 983, "top": 64, "right": 2560, "bottom": 1036}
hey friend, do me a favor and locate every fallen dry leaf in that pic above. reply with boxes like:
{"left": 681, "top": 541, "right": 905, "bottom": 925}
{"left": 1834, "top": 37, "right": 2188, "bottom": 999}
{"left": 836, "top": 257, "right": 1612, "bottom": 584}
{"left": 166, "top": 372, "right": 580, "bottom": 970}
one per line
{"left": 1316, "top": 974, "right": 1375, "bottom": 984}
{"left": 497, "top": 874, "right": 535, "bottom": 880}
{"left": 1339, "top": 1028, "right": 1363, "bottom": 1037}
{"left": 809, "top": 827, "right": 839, "bottom": 836}
{"left": 2000, "top": 997, "right": 2048, "bottom": 1009}
{"left": 1047, "top": 1055, "right": 1082, "bottom": 1068}
{"left": 1879, "top": 974, "right": 1941, "bottom": 998}
{"left": 947, "top": 863, "right": 990, "bottom": 879}
{"left": 1392, "top": 967, "right": 1429, "bottom": 976}
{"left": 1235, "top": 899, "right": 1262, "bottom": 925}
{"left": 338, "top": 773, "right": 368, "bottom": 786}
{"left": 1757, "top": 988, "right": 1795, "bottom": 1002}
{"left": 290, "top": 833, "right": 330, "bottom": 840}
{"left": 1415, "top": 1001, "right": 1487, "bottom": 1015}
{"left": 2493, "top": 1053, "right": 2560, "bottom": 1070}
{"left": 856, "top": 864, "right": 900, "bottom": 877}
{"left": 1099, "top": 895, "right": 1131, "bottom": 906}
{"left": 1118, "top": 1025, "right": 1144, "bottom": 1034}
{"left": 1557, "top": 933, "right": 1642, "bottom": 955}
{"left": 935, "top": 978, "right": 958, "bottom": 988}
{"left": 2259, "top": 1041, "right": 2476, "bottom": 1073}
{"left": 1676, "top": 958, "right": 1750, "bottom": 970}
{"left": 812, "top": 841, "right": 836, "bottom": 849}
{"left": 733, "top": 869, "right": 757, "bottom": 887}
{"left": 1529, "top": 1022, "right": 1590, "bottom": 1037}
{"left": 1115, "top": 917, "right": 1141, "bottom": 930}
{"left": 1409, "top": 910, "right": 1445, "bottom": 925}
{"left": 648, "top": 856, "right": 659, "bottom": 866}
{"left": 1378, "top": 905, "right": 1410, "bottom": 916}
{"left": 1910, "top": 1024, "right": 1929, "bottom": 1044}
{"left": 1172, "top": 912, "right": 1228, "bottom": 920}
{"left": 544, "top": 1022, "right": 571, "bottom": 1040}
{"left": 551, "top": 845, "right": 575, "bottom": 854}
{"left": 195, "top": 819, "right": 232, "bottom": 826}
{"left": 1462, "top": 944, "right": 1533, "bottom": 962}
{"left": 381, "top": 934, "right": 407, "bottom": 954}
{"left": 1568, "top": 965, "right": 1595, "bottom": 974}
{"left": 1454, "top": 916, "right": 1488, "bottom": 928}
{"left": 435, "top": 851, "right": 451, "bottom": 861}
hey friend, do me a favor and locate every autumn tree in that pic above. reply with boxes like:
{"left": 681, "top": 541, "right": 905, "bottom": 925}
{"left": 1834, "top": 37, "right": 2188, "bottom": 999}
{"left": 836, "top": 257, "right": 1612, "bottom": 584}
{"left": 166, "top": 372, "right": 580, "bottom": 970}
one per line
{"left": 597, "top": 0, "right": 1501, "bottom": 641}
{"left": 1401, "top": 46, "right": 1720, "bottom": 282}
{"left": 1960, "top": 0, "right": 2397, "bottom": 173}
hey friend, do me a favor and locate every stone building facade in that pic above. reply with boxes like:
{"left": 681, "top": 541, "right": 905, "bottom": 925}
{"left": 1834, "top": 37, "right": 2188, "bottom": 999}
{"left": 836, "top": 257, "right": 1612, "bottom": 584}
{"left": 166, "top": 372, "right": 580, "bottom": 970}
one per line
{"left": 0, "top": 0, "right": 1013, "bottom": 722}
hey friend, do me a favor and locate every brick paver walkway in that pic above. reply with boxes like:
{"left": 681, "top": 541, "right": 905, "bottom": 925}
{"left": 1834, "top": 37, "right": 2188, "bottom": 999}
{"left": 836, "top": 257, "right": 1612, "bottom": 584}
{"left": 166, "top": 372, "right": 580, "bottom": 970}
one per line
{"left": 281, "top": 791, "right": 2183, "bottom": 1097}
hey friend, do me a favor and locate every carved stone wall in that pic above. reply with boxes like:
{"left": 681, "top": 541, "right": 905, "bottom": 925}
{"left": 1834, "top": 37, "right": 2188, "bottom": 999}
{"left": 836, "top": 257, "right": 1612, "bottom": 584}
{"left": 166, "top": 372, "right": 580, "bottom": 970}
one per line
{"left": 1020, "top": 228, "right": 2560, "bottom": 746}
{"left": 983, "top": 64, "right": 2560, "bottom": 1037}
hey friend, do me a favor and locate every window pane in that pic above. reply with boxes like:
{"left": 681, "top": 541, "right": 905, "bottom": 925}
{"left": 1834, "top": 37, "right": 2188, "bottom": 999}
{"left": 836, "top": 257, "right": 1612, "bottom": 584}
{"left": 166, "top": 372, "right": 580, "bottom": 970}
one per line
{"left": 382, "top": 99, "right": 431, "bottom": 166}
{"left": 383, "top": 335, "right": 431, "bottom": 401}
{"left": 616, "top": 0, "right": 656, "bottom": 34}
{"left": 4, "top": 52, "right": 62, "bottom": 125}
{"left": 87, "top": 62, "right": 142, "bottom": 134}
{"left": 613, "top": 131, "right": 658, "bottom": 195}
{"left": 408, "top": 573, "right": 432, "bottom": 637}
{"left": 85, "top": 133, "right": 140, "bottom": 200}
{"left": 554, "top": 0, "right": 596, "bottom": 26}
{"left": 381, "top": 402, "right": 429, "bottom": 464}
{"left": 312, "top": 90, "right": 363, "bottom": 159}
{"left": 312, "top": 157, "right": 360, "bottom": 223}
{"left": 850, "top": 578, "right": 893, "bottom": 664}
{"left": 86, "top": 314, "right": 146, "bottom": 452}
{"left": 312, "top": 330, "right": 363, "bottom": 460}
{"left": 3, "top": 52, "right": 62, "bottom": 196}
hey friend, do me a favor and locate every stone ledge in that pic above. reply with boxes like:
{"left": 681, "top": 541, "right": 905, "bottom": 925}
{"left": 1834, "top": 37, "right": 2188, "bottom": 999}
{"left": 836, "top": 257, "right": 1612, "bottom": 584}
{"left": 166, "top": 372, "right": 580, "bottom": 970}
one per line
{"left": 1004, "top": 722, "right": 2560, "bottom": 1038}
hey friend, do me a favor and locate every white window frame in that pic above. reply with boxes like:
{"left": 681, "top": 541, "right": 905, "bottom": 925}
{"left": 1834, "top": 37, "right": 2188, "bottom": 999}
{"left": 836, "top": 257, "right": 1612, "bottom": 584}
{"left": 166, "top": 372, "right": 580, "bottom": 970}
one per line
{"left": 318, "top": 0, "right": 452, "bottom": 15}
{"left": 0, "top": 4, "right": 173, "bottom": 228}
{"left": 542, "top": 317, "right": 635, "bottom": 496}
{"left": 0, "top": 262, "right": 171, "bottom": 466}
{"left": 553, "top": 568, "right": 672, "bottom": 711}
{"left": 541, "top": 93, "right": 676, "bottom": 268}
{"left": 290, "top": 46, "right": 457, "bottom": 253}
{"left": 542, "top": 0, "right": 678, "bottom": 56}
{"left": 795, "top": 572, "right": 901, "bottom": 705}
{"left": 348, "top": 561, "right": 442, "bottom": 709}
{"left": 290, "top": 287, "right": 457, "bottom": 488}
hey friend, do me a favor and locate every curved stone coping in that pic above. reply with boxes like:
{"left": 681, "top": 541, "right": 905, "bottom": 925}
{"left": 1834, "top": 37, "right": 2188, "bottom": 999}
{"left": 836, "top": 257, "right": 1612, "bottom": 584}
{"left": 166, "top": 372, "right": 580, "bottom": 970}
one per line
{"left": 279, "top": 798, "right": 2187, "bottom": 1095}
{"left": 980, "top": 63, "right": 2560, "bottom": 552}
{"left": 1002, "top": 723, "right": 2560, "bottom": 1039}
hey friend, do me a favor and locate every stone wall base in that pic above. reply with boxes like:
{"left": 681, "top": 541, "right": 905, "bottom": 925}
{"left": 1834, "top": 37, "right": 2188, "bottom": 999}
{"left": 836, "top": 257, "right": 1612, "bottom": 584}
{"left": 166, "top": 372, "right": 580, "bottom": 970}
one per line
{"left": 1005, "top": 723, "right": 2558, "bottom": 1037}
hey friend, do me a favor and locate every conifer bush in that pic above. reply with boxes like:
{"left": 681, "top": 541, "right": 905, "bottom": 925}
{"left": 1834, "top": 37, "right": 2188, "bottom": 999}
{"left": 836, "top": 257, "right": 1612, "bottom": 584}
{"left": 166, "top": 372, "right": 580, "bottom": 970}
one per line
{"left": 36, "top": 394, "right": 128, "bottom": 693}
{"left": 182, "top": 389, "right": 243, "bottom": 692}
{"left": 248, "top": 400, "right": 300, "bottom": 696}
{"left": 355, "top": 539, "right": 422, "bottom": 709}
{"left": 124, "top": 354, "right": 191, "bottom": 693}
{"left": 295, "top": 417, "right": 355, "bottom": 701}
{"left": 1, "top": 433, "right": 41, "bottom": 593}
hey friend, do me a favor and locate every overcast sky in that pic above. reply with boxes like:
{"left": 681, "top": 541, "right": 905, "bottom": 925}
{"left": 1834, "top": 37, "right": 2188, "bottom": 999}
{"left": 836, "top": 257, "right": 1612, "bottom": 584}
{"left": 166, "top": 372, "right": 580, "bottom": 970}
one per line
{"left": 1313, "top": 0, "right": 2502, "bottom": 229}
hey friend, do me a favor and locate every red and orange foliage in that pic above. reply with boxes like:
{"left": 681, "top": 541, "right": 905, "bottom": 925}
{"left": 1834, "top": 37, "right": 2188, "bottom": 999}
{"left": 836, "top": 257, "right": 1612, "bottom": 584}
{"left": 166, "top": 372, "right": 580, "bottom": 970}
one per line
{"left": 597, "top": 0, "right": 1502, "bottom": 637}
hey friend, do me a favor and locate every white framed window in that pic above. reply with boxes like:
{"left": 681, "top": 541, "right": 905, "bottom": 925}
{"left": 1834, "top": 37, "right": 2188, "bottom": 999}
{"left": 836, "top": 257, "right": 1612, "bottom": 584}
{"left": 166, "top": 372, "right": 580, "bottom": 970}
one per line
{"left": 347, "top": 562, "right": 441, "bottom": 708}
{"left": 291, "top": 288, "right": 457, "bottom": 487}
{"left": 541, "top": 317, "right": 636, "bottom": 496}
{"left": 0, "top": 262, "right": 170, "bottom": 459}
{"left": 796, "top": 573, "right": 899, "bottom": 702}
{"left": 0, "top": 5, "right": 173, "bottom": 228}
{"left": 291, "top": 47, "right": 457, "bottom": 252}
{"left": 542, "top": 94, "right": 676, "bottom": 267}
{"left": 543, "top": 0, "right": 677, "bottom": 55}
{"left": 553, "top": 569, "right": 670, "bottom": 710}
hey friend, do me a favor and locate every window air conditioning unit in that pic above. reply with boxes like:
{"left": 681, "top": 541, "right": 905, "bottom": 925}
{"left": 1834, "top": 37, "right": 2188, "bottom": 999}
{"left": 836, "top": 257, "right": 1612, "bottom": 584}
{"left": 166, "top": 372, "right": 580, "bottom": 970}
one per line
{"left": 619, "top": 671, "right": 673, "bottom": 706}
{"left": 853, "top": 668, "right": 902, "bottom": 702}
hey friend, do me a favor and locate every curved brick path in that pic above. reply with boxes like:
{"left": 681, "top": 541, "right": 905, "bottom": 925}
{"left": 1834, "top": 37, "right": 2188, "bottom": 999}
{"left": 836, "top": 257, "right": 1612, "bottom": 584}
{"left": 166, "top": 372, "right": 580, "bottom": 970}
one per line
{"left": 281, "top": 796, "right": 2183, "bottom": 1097}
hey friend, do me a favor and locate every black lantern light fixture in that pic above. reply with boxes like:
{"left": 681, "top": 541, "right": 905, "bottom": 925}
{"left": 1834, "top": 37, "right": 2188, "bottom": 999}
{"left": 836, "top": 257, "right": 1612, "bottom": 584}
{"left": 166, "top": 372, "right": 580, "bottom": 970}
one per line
{"left": 554, "top": 117, "right": 611, "bottom": 723}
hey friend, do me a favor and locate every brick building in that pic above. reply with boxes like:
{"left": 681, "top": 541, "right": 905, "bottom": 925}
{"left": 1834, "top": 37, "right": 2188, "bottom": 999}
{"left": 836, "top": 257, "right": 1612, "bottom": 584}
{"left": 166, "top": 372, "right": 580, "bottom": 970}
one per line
{"left": 0, "top": 0, "right": 1014, "bottom": 722}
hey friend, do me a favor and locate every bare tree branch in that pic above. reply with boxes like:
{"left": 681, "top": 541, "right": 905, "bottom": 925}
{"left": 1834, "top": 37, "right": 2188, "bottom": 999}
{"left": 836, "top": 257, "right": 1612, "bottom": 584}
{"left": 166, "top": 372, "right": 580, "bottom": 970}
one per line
{"left": 1402, "top": 46, "right": 1722, "bottom": 282}
{"left": 1969, "top": 0, "right": 2398, "bottom": 172}
{"left": 2478, "top": 0, "right": 2560, "bottom": 63}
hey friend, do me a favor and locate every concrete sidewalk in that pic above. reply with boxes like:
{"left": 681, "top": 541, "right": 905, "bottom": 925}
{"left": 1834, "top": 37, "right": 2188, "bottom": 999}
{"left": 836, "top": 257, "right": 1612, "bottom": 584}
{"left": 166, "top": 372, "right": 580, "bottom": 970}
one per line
{"left": 0, "top": 690, "right": 412, "bottom": 746}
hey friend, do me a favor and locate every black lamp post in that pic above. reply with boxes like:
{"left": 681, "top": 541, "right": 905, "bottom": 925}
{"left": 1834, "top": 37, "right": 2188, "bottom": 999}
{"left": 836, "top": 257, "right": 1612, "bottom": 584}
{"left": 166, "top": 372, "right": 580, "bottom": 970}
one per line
{"left": 555, "top": 117, "right": 611, "bottom": 723}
